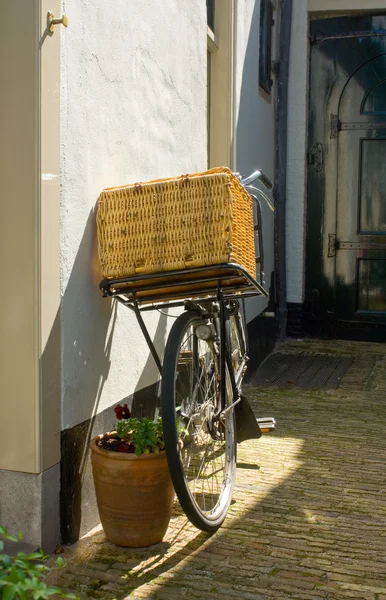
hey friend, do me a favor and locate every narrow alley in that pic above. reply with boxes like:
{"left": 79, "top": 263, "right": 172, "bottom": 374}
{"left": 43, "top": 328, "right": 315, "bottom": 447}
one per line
{"left": 49, "top": 339, "right": 386, "bottom": 600}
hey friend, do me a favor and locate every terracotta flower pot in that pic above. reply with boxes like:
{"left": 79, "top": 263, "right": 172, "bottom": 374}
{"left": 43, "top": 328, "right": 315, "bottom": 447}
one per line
{"left": 90, "top": 435, "right": 175, "bottom": 547}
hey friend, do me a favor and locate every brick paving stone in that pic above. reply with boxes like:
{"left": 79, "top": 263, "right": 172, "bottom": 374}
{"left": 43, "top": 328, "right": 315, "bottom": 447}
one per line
{"left": 47, "top": 339, "right": 386, "bottom": 600}
{"left": 86, "top": 561, "right": 111, "bottom": 571}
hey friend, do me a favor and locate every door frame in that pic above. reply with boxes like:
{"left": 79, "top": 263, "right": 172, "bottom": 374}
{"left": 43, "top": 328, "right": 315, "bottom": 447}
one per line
{"left": 305, "top": 11, "right": 386, "bottom": 340}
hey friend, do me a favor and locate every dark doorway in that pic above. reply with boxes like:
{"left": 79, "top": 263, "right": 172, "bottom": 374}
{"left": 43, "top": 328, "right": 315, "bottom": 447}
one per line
{"left": 306, "top": 14, "right": 386, "bottom": 341}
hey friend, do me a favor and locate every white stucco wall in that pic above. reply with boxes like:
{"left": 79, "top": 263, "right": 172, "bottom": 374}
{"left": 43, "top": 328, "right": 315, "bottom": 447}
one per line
{"left": 234, "top": 0, "right": 277, "bottom": 321}
{"left": 60, "top": 0, "right": 207, "bottom": 429}
{"left": 286, "top": 0, "right": 386, "bottom": 304}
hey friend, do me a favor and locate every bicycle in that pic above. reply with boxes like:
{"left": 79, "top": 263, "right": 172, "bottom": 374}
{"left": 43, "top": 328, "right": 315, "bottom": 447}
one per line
{"left": 99, "top": 169, "right": 275, "bottom": 532}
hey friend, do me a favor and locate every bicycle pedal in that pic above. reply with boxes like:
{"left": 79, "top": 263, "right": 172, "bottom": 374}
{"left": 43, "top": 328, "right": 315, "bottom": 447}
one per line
{"left": 256, "top": 417, "right": 276, "bottom": 433}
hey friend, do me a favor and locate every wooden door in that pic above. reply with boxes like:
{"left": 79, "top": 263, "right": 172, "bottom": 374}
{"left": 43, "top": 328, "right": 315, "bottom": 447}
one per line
{"left": 306, "top": 14, "right": 386, "bottom": 340}
{"left": 336, "top": 55, "right": 386, "bottom": 325}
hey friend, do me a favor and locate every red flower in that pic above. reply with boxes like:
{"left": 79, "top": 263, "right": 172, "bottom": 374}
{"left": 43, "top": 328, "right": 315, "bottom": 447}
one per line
{"left": 117, "top": 441, "right": 135, "bottom": 453}
{"left": 114, "top": 403, "right": 131, "bottom": 420}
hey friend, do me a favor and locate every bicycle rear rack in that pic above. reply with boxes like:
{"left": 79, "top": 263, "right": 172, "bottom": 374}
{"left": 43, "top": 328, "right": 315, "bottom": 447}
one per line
{"left": 100, "top": 263, "right": 267, "bottom": 307}
{"left": 99, "top": 263, "right": 267, "bottom": 378}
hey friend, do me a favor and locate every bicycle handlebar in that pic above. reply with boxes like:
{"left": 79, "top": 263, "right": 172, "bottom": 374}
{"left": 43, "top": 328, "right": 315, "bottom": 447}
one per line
{"left": 240, "top": 169, "right": 273, "bottom": 190}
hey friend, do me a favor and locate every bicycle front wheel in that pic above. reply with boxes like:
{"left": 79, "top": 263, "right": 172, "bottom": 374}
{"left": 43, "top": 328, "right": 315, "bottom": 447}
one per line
{"left": 162, "top": 310, "right": 236, "bottom": 532}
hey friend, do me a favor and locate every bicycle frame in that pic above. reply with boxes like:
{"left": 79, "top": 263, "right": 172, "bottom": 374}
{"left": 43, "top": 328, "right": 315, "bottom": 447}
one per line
{"left": 178, "top": 292, "right": 262, "bottom": 441}
{"left": 219, "top": 293, "right": 244, "bottom": 421}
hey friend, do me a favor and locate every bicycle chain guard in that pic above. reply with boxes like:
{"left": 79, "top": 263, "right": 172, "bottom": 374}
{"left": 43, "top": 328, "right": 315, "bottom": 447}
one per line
{"left": 235, "top": 395, "right": 262, "bottom": 442}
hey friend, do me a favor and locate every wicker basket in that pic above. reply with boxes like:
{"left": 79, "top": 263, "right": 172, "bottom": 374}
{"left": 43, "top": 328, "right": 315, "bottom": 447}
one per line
{"left": 96, "top": 167, "right": 256, "bottom": 281}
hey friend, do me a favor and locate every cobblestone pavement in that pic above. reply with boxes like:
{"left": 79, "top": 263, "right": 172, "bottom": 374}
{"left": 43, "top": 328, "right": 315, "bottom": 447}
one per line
{"left": 49, "top": 339, "right": 386, "bottom": 600}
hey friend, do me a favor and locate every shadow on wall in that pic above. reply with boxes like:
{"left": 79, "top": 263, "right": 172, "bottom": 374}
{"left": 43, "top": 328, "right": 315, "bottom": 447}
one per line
{"left": 58, "top": 207, "right": 169, "bottom": 543}
{"left": 235, "top": 0, "right": 272, "bottom": 177}
{"left": 58, "top": 208, "right": 116, "bottom": 543}
{"left": 234, "top": 1, "right": 276, "bottom": 351}
{"left": 131, "top": 309, "right": 169, "bottom": 420}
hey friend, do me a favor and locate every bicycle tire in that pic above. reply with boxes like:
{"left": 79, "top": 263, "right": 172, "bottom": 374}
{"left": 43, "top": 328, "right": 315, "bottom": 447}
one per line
{"left": 162, "top": 310, "right": 236, "bottom": 532}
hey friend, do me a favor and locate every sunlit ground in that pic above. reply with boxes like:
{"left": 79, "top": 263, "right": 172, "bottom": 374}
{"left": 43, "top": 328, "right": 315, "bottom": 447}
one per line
{"left": 49, "top": 340, "right": 386, "bottom": 600}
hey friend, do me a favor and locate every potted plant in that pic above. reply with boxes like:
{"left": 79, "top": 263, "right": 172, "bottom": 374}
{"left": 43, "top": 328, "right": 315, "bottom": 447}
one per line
{"left": 89, "top": 404, "right": 175, "bottom": 547}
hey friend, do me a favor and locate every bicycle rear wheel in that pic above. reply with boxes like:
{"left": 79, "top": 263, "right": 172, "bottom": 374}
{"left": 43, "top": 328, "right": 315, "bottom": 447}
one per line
{"left": 162, "top": 310, "right": 236, "bottom": 531}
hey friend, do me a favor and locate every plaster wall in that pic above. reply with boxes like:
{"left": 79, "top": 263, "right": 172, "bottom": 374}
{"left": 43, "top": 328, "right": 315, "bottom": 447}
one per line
{"left": 234, "top": 0, "right": 277, "bottom": 322}
{"left": 60, "top": 0, "right": 207, "bottom": 429}
{"left": 287, "top": 0, "right": 386, "bottom": 304}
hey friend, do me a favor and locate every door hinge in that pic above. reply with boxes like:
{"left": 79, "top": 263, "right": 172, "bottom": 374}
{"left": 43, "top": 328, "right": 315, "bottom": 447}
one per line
{"left": 330, "top": 115, "right": 340, "bottom": 139}
{"left": 328, "top": 234, "right": 337, "bottom": 257}
{"left": 307, "top": 142, "right": 324, "bottom": 172}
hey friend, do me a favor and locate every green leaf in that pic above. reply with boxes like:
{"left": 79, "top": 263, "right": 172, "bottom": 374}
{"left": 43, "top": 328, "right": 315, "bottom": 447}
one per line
{"left": 1, "top": 583, "right": 16, "bottom": 600}
{"left": 32, "top": 563, "right": 49, "bottom": 572}
{"left": 0, "top": 525, "right": 7, "bottom": 536}
{"left": 44, "top": 585, "right": 62, "bottom": 593}
{"left": 14, "top": 559, "right": 30, "bottom": 570}
{"left": 32, "top": 590, "right": 48, "bottom": 599}
{"left": 55, "top": 556, "right": 65, "bottom": 567}
{"left": 22, "top": 576, "right": 41, "bottom": 592}
{"left": 20, "top": 551, "right": 45, "bottom": 561}
{"left": 0, "top": 553, "right": 12, "bottom": 567}
{"left": 8, "top": 567, "right": 26, "bottom": 583}
{"left": 36, "top": 585, "right": 63, "bottom": 598}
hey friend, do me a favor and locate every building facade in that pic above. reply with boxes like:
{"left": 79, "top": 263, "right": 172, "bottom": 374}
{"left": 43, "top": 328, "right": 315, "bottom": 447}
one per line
{"left": 2, "top": 0, "right": 384, "bottom": 550}
{"left": 0, "top": 0, "right": 278, "bottom": 548}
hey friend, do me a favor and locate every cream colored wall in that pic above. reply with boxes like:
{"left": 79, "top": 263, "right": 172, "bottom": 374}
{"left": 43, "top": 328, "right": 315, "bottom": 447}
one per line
{"left": 0, "top": 0, "right": 61, "bottom": 474}
{"left": 209, "top": 0, "right": 234, "bottom": 168}
{"left": 0, "top": 1, "right": 40, "bottom": 473}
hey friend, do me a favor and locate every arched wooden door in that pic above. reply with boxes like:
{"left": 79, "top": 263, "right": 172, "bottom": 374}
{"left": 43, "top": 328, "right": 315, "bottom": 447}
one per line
{"left": 307, "top": 14, "right": 386, "bottom": 340}
{"left": 336, "top": 54, "right": 386, "bottom": 324}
